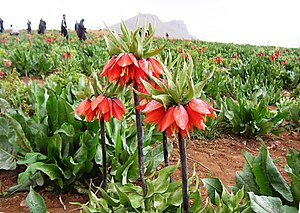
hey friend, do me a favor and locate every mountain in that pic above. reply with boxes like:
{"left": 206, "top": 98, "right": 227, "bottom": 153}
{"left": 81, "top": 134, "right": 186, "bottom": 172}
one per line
{"left": 109, "top": 13, "right": 195, "bottom": 39}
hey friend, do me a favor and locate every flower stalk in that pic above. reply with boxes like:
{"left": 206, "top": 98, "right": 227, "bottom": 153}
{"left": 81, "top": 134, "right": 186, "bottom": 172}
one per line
{"left": 100, "top": 117, "right": 107, "bottom": 189}
{"left": 133, "top": 81, "right": 147, "bottom": 196}
{"left": 178, "top": 131, "right": 189, "bottom": 213}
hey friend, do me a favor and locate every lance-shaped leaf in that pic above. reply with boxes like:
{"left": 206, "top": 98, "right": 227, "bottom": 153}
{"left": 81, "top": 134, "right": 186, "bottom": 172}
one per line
{"left": 104, "top": 36, "right": 122, "bottom": 56}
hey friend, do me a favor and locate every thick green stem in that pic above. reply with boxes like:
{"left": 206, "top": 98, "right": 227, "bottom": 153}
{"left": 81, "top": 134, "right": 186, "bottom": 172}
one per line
{"left": 178, "top": 131, "right": 189, "bottom": 213}
{"left": 100, "top": 117, "right": 107, "bottom": 189}
{"left": 133, "top": 81, "right": 147, "bottom": 196}
{"left": 163, "top": 131, "right": 172, "bottom": 182}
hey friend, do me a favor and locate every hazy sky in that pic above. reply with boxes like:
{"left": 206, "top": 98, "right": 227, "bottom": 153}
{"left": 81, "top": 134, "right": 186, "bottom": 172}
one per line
{"left": 2, "top": 0, "right": 300, "bottom": 47}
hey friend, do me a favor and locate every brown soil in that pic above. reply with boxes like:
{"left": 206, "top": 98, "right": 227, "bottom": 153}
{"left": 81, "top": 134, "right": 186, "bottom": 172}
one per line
{"left": 0, "top": 131, "right": 299, "bottom": 213}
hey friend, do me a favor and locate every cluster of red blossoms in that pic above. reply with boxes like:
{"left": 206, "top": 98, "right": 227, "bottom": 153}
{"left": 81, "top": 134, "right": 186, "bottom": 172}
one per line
{"left": 75, "top": 95, "right": 126, "bottom": 122}
{"left": 44, "top": 37, "right": 56, "bottom": 43}
{"left": 3, "top": 59, "right": 12, "bottom": 67}
{"left": 139, "top": 98, "right": 216, "bottom": 137}
{"left": 215, "top": 57, "right": 224, "bottom": 63}
{"left": 99, "top": 53, "right": 164, "bottom": 86}
{"left": 62, "top": 52, "right": 73, "bottom": 59}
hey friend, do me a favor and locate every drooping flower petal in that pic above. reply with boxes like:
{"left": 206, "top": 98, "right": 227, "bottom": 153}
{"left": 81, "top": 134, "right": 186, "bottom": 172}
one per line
{"left": 173, "top": 105, "right": 189, "bottom": 130}
{"left": 189, "top": 98, "right": 211, "bottom": 115}
{"left": 99, "top": 57, "right": 117, "bottom": 76}
{"left": 112, "top": 98, "right": 126, "bottom": 120}
{"left": 161, "top": 106, "right": 176, "bottom": 131}
{"left": 91, "top": 95, "right": 105, "bottom": 111}
{"left": 148, "top": 57, "right": 164, "bottom": 77}
{"left": 117, "top": 53, "right": 134, "bottom": 67}
{"left": 144, "top": 107, "right": 166, "bottom": 123}
{"left": 75, "top": 99, "right": 92, "bottom": 116}
{"left": 142, "top": 100, "right": 164, "bottom": 113}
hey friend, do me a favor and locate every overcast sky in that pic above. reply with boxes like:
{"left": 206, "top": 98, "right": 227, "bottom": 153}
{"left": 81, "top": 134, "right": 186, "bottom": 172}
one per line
{"left": 2, "top": 0, "right": 300, "bottom": 47}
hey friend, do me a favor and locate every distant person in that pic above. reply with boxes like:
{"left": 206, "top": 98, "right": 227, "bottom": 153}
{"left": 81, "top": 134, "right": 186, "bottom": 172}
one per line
{"left": 38, "top": 19, "right": 46, "bottom": 34}
{"left": 61, "top": 14, "right": 68, "bottom": 40}
{"left": 0, "top": 18, "right": 4, "bottom": 33}
{"left": 10, "top": 25, "right": 19, "bottom": 36}
{"left": 77, "top": 19, "right": 86, "bottom": 40}
{"left": 27, "top": 20, "right": 32, "bottom": 34}
{"left": 75, "top": 20, "right": 79, "bottom": 32}
{"left": 166, "top": 32, "right": 169, "bottom": 39}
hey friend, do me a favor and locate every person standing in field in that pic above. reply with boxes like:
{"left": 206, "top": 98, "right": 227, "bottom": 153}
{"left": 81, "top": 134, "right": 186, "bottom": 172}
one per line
{"left": 61, "top": 14, "right": 68, "bottom": 40}
{"left": 77, "top": 19, "right": 86, "bottom": 40}
{"left": 0, "top": 18, "right": 4, "bottom": 33}
{"left": 38, "top": 18, "right": 46, "bottom": 34}
{"left": 27, "top": 20, "right": 32, "bottom": 34}
{"left": 75, "top": 20, "right": 79, "bottom": 32}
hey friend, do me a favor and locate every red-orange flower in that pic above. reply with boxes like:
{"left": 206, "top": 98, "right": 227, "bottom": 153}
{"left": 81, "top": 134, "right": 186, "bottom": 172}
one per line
{"left": 62, "top": 52, "right": 73, "bottom": 59}
{"left": 100, "top": 53, "right": 164, "bottom": 86}
{"left": 281, "top": 60, "right": 287, "bottom": 65}
{"left": 270, "top": 55, "right": 276, "bottom": 61}
{"left": 75, "top": 99, "right": 96, "bottom": 122}
{"left": 216, "top": 57, "right": 223, "bottom": 63}
{"left": 100, "top": 53, "right": 138, "bottom": 85}
{"left": 140, "top": 98, "right": 217, "bottom": 138}
{"left": 76, "top": 96, "right": 126, "bottom": 122}
{"left": 3, "top": 59, "right": 12, "bottom": 67}
{"left": 258, "top": 53, "right": 265, "bottom": 57}
{"left": 91, "top": 95, "right": 126, "bottom": 122}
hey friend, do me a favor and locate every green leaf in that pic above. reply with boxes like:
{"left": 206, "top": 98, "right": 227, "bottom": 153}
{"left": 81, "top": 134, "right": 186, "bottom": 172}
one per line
{"left": 144, "top": 143, "right": 172, "bottom": 173}
{"left": 26, "top": 186, "right": 47, "bottom": 213}
{"left": 285, "top": 166, "right": 300, "bottom": 204}
{"left": 17, "top": 153, "right": 48, "bottom": 165}
{"left": 115, "top": 184, "right": 131, "bottom": 207}
{"left": 153, "top": 165, "right": 177, "bottom": 194}
{"left": 167, "top": 190, "right": 182, "bottom": 206}
{"left": 235, "top": 171, "right": 260, "bottom": 194}
{"left": 265, "top": 149, "right": 293, "bottom": 202}
{"left": 194, "top": 70, "right": 214, "bottom": 98}
{"left": 104, "top": 36, "right": 122, "bottom": 55}
{"left": 166, "top": 77, "right": 180, "bottom": 104}
{"left": 0, "top": 118, "right": 17, "bottom": 170}
{"left": 54, "top": 122, "right": 75, "bottom": 137}
{"left": 202, "top": 178, "right": 229, "bottom": 205}
{"left": 47, "top": 134, "right": 62, "bottom": 161}
{"left": 99, "top": 187, "right": 120, "bottom": 207}
{"left": 143, "top": 45, "right": 165, "bottom": 59}
{"left": 190, "top": 190, "right": 202, "bottom": 212}
{"left": 19, "top": 162, "right": 64, "bottom": 188}
{"left": 252, "top": 144, "right": 273, "bottom": 195}
{"left": 248, "top": 192, "right": 295, "bottom": 213}
{"left": 5, "top": 114, "right": 33, "bottom": 153}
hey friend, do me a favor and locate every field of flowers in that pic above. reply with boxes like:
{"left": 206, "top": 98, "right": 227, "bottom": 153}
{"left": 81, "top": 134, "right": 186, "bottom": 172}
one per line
{"left": 0, "top": 24, "right": 299, "bottom": 213}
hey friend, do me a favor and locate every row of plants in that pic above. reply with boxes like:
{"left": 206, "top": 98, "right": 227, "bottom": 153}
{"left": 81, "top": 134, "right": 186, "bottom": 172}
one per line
{"left": 0, "top": 22, "right": 299, "bottom": 212}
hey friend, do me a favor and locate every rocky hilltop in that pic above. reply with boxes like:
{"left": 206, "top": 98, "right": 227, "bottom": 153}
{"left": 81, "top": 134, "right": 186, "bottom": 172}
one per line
{"left": 109, "top": 13, "right": 195, "bottom": 39}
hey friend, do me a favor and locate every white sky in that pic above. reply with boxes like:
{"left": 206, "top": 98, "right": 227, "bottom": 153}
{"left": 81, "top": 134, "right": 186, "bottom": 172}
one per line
{"left": 2, "top": 0, "right": 300, "bottom": 47}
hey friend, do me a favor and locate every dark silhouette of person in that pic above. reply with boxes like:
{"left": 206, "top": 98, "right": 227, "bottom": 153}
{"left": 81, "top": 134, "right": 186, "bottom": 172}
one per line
{"left": 166, "top": 32, "right": 169, "bottom": 39}
{"left": 0, "top": 18, "right": 4, "bottom": 33}
{"left": 38, "top": 19, "right": 46, "bottom": 34}
{"left": 77, "top": 19, "right": 86, "bottom": 40}
{"left": 75, "top": 20, "right": 79, "bottom": 32}
{"left": 27, "top": 20, "right": 32, "bottom": 34}
{"left": 61, "top": 14, "right": 68, "bottom": 40}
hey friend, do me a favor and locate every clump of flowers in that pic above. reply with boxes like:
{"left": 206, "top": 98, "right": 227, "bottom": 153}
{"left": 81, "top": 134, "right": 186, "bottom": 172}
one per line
{"left": 136, "top": 53, "right": 218, "bottom": 212}
{"left": 62, "top": 52, "right": 73, "bottom": 59}
{"left": 3, "top": 59, "right": 12, "bottom": 67}
{"left": 76, "top": 95, "right": 125, "bottom": 122}
{"left": 99, "top": 22, "right": 164, "bottom": 87}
